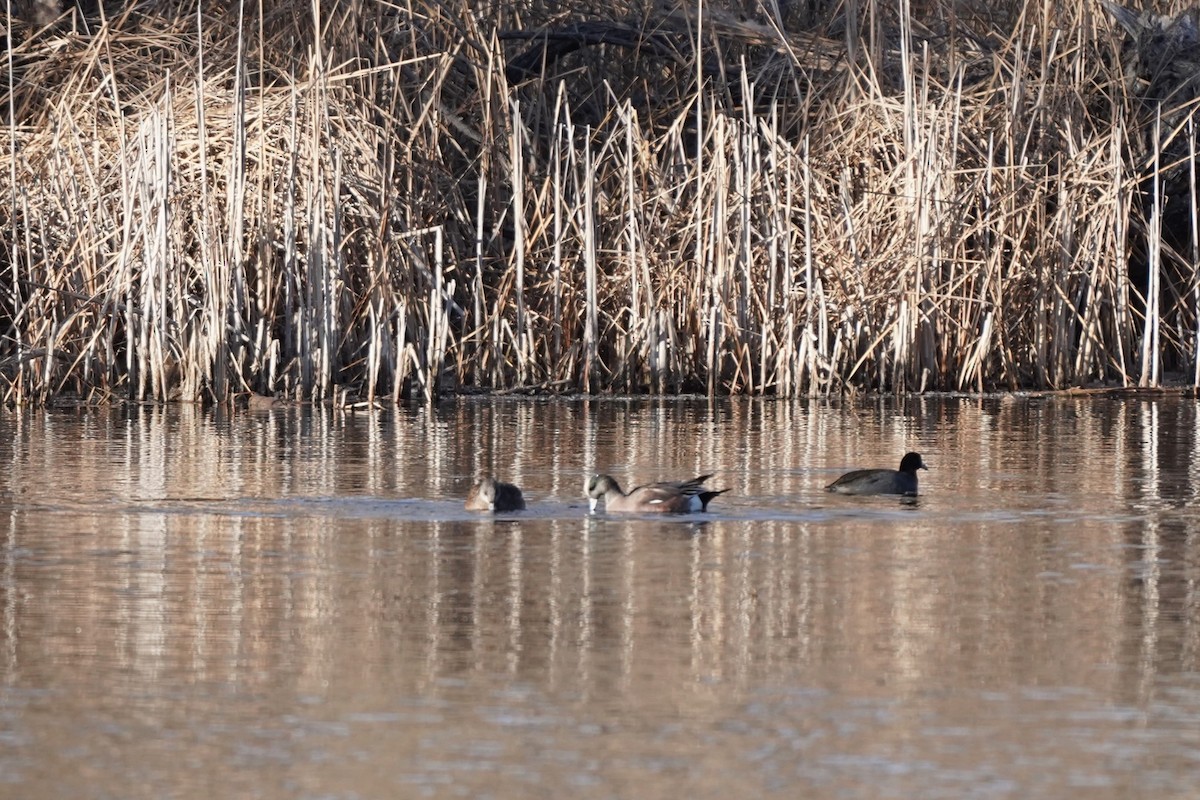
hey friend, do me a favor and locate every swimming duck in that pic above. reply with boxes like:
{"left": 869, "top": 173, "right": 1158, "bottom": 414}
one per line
{"left": 826, "top": 452, "right": 928, "bottom": 496}
{"left": 465, "top": 477, "right": 526, "bottom": 512}
{"left": 586, "top": 473, "right": 727, "bottom": 513}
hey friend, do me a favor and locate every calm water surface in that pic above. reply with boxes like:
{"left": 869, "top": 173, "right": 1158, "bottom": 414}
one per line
{"left": 2, "top": 397, "right": 1199, "bottom": 798}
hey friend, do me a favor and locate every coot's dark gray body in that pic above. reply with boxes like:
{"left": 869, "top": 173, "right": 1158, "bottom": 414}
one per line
{"left": 826, "top": 452, "right": 928, "bottom": 496}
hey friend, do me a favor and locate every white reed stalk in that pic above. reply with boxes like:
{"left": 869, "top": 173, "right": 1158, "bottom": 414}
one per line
{"left": 509, "top": 97, "right": 527, "bottom": 385}
{"left": 1140, "top": 106, "right": 1162, "bottom": 387}
{"left": 623, "top": 100, "right": 642, "bottom": 389}
{"left": 193, "top": 4, "right": 215, "bottom": 402}
{"left": 551, "top": 84, "right": 566, "bottom": 364}
{"left": 1190, "top": 116, "right": 1200, "bottom": 387}
{"left": 1111, "top": 116, "right": 1130, "bottom": 383}
{"left": 5, "top": 0, "right": 21, "bottom": 402}
{"left": 393, "top": 298, "right": 408, "bottom": 405}
{"left": 738, "top": 67, "right": 755, "bottom": 391}
{"left": 283, "top": 87, "right": 299, "bottom": 386}
{"left": 135, "top": 84, "right": 171, "bottom": 401}
{"left": 801, "top": 135, "right": 815, "bottom": 396}
{"left": 221, "top": 0, "right": 250, "bottom": 402}
{"left": 367, "top": 299, "right": 380, "bottom": 403}
{"left": 761, "top": 106, "right": 780, "bottom": 393}
{"left": 583, "top": 130, "right": 597, "bottom": 393}
{"left": 331, "top": 147, "right": 346, "bottom": 397}
{"left": 430, "top": 225, "right": 447, "bottom": 404}
{"left": 473, "top": 164, "right": 487, "bottom": 385}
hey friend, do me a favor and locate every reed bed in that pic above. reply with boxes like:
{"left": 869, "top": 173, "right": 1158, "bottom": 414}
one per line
{"left": 1, "top": 0, "right": 1197, "bottom": 404}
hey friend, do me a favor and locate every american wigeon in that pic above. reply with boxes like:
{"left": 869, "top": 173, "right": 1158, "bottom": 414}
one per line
{"left": 586, "top": 473, "right": 727, "bottom": 513}
{"left": 826, "top": 452, "right": 928, "bottom": 496}
{"left": 465, "top": 477, "right": 526, "bottom": 512}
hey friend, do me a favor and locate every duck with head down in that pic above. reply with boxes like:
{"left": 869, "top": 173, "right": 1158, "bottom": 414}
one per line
{"left": 586, "top": 473, "right": 727, "bottom": 514}
{"left": 465, "top": 477, "right": 526, "bottom": 512}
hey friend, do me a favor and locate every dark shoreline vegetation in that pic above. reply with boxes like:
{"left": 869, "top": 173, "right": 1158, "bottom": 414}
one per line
{"left": 3, "top": 0, "right": 1200, "bottom": 406}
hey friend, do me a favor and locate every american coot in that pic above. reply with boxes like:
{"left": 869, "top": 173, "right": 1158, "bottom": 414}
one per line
{"left": 826, "top": 452, "right": 928, "bottom": 496}
{"left": 465, "top": 477, "right": 526, "bottom": 512}
{"left": 586, "top": 473, "right": 727, "bottom": 513}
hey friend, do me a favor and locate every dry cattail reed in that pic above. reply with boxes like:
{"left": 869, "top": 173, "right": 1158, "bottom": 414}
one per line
{"left": 1, "top": 1, "right": 1198, "bottom": 405}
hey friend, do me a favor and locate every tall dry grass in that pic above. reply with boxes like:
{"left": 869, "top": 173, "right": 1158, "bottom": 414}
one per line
{"left": 0, "top": 0, "right": 1197, "bottom": 404}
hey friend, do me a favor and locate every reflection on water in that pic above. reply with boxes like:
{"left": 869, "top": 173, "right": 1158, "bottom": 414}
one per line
{"left": 1, "top": 397, "right": 1199, "bottom": 798}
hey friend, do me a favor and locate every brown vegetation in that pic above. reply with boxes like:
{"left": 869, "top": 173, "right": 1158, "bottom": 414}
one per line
{"left": 1, "top": 0, "right": 1198, "bottom": 404}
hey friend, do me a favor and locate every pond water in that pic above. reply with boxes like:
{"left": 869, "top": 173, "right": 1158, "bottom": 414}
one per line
{"left": 1, "top": 396, "right": 1199, "bottom": 798}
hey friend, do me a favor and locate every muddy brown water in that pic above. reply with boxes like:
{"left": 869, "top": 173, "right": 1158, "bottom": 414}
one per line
{"left": 2, "top": 397, "right": 1199, "bottom": 798}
